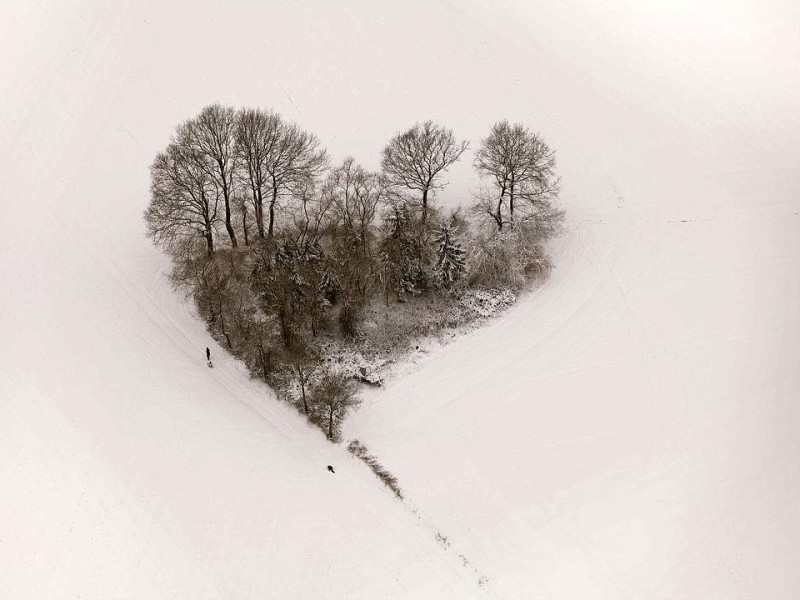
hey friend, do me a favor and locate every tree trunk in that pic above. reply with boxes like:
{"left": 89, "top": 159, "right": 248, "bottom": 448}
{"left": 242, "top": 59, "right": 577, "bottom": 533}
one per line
{"left": 222, "top": 178, "right": 238, "bottom": 248}
{"left": 268, "top": 182, "right": 278, "bottom": 238}
{"left": 496, "top": 182, "right": 507, "bottom": 230}
{"left": 255, "top": 187, "right": 265, "bottom": 239}
{"left": 224, "top": 206, "right": 238, "bottom": 246}
{"left": 205, "top": 229, "right": 215, "bottom": 255}
{"left": 241, "top": 202, "right": 249, "bottom": 246}
{"left": 300, "top": 376, "right": 308, "bottom": 414}
{"left": 279, "top": 307, "right": 292, "bottom": 348}
{"left": 218, "top": 301, "right": 232, "bottom": 349}
{"left": 328, "top": 405, "right": 334, "bottom": 440}
{"left": 509, "top": 177, "right": 515, "bottom": 221}
{"left": 421, "top": 188, "right": 429, "bottom": 225}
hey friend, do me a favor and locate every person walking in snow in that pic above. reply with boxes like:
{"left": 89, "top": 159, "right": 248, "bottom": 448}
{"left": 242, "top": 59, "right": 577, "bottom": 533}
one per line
{"left": 327, "top": 465, "right": 335, "bottom": 473}
{"left": 206, "top": 347, "right": 213, "bottom": 368}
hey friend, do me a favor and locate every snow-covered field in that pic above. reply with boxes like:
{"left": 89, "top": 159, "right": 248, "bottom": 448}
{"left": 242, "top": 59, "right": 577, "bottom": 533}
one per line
{"left": 2, "top": 1, "right": 798, "bottom": 598}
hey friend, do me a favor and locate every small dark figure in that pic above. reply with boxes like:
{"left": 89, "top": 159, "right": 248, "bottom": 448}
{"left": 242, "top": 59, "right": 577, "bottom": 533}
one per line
{"left": 206, "top": 347, "right": 211, "bottom": 361}
{"left": 327, "top": 465, "right": 335, "bottom": 473}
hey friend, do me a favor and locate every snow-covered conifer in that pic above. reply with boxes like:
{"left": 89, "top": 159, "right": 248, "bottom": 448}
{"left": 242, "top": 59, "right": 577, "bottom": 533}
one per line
{"left": 433, "top": 220, "right": 466, "bottom": 286}
{"left": 379, "top": 204, "right": 425, "bottom": 301}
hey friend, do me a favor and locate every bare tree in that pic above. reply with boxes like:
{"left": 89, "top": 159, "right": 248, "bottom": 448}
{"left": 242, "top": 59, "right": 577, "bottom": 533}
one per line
{"left": 236, "top": 109, "right": 329, "bottom": 238}
{"left": 381, "top": 121, "right": 468, "bottom": 224}
{"left": 253, "top": 323, "right": 276, "bottom": 382}
{"left": 290, "top": 346, "right": 319, "bottom": 415}
{"left": 185, "top": 104, "right": 240, "bottom": 247}
{"left": 290, "top": 181, "right": 335, "bottom": 248}
{"left": 235, "top": 108, "right": 280, "bottom": 240}
{"left": 145, "top": 142, "right": 219, "bottom": 256}
{"left": 323, "top": 157, "right": 385, "bottom": 257}
{"left": 473, "top": 120, "right": 560, "bottom": 230}
{"left": 233, "top": 188, "right": 252, "bottom": 246}
{"left": 311, "top": 372, "right": 359, "bottom": 440}
{"left": 269, "top": 122, "right": 329, "bottom": 236}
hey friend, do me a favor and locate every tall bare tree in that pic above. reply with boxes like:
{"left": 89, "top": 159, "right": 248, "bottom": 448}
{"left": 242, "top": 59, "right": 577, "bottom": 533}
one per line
{"left": 235, "top": 108, "right": 281, "bottom": 240}
{"left": 473, "top": 120, "right": 560, "bottom": 230}
{"left": 236, "top": 109, "right": 329, "bottom": 238}
{"left": 323, "top": 157, "right": 385, "bottom": 257}
{"left": 381, "top": 121, "right": 468, "bottom": 224}
{"left": 145, "top": 142, "right": 219, "bottom": 255}
{"left": 234, "top": 189, "right": 251, "bottom": 246}
{"left": 291, "top": 181, "right": 335, "bottom": 248}
{"left": 185, "top": 104, "right": 240, "bottom": 247}
{"left": 267, "top": 122, "right": 329, "bottom": 237}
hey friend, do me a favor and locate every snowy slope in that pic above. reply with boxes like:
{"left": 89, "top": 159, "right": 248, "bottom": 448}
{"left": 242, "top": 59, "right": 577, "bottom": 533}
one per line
{"left": 1, "top": 223, "right": 483, "bottom": 598}
{"left": 2, "top": 1, "right": 799, "bottom": 598}
{"left": 347, "top": 177, "right": 800, "bottom": 598}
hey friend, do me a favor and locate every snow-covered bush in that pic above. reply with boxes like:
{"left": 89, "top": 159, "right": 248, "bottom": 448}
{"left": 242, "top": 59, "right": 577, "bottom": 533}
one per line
{"left": 460, "top": 288, "right": 516, "bottom": 317}
{"left": 467, "top": 225, "right": 553, "bottom": 289}
{"left": 348, "top": 440, "right": 403, "bottom": 499}
{"left": 316, "top": 340, "right": 386, "bottom": 385}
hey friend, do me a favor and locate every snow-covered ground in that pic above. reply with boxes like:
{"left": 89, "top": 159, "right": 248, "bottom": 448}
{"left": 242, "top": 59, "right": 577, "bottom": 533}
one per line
{"left": 2, "top": 1, "right": 799, "bottom": 598}
{"left": 347, "top": 179, "right": 800, "bottom": 598}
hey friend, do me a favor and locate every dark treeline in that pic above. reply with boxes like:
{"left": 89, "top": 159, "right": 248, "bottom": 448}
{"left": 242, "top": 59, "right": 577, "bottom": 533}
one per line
{"left": 145, "top": 104, "right": 563, "bottom": 440}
